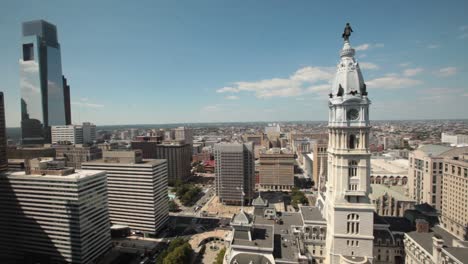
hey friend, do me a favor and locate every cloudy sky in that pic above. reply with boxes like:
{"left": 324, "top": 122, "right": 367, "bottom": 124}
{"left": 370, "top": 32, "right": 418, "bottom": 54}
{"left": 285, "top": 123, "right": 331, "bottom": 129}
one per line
{"left": 1, "top": 0, "right": 467, "bottom": 127}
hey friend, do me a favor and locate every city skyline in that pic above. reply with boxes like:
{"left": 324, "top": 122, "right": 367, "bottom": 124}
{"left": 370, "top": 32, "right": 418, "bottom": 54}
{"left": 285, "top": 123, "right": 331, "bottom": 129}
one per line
{"left": 1, "top": 0, "right": 468, "bottom": 127}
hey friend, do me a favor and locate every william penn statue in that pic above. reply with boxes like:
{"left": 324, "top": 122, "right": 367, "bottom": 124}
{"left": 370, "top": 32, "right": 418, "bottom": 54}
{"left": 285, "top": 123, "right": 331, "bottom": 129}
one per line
{"left": 342, "top": 23, "right": 353, "bottom": 41}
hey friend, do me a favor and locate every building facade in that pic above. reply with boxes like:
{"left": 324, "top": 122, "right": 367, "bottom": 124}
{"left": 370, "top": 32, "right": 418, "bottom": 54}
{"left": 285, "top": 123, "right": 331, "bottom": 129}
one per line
{"left": 131, "top": 139, "right": 192, "bottom": 184}
{"left": 440, "top": 154, "right": 468, "bottom": 241}
{"left": 441, "top": 132, "right": 468, "bottom": 146}
{"left": 312, "top": 142, "right": 328, "bottom": 188}
{"left": 53, "top": 143, "right": 103, "bottom": 169}
{"left": 0, "top": 159, "right": 111, "bottom": 263}
{"left": 408, "top": 145, "right": 468, "bottom": 210}
{"left": 258, "top": 148, "right": 295, "bottom": 191}
{"left": 51, "top": 122, "right": 96, "bottom": 144}
{"left": 82, "top": 150, "right": 169, "bottom": 235}
{"left": 214, "top": 143, "right": 255, "bottom": 205}
{"left": 174, "top": 126, "right": 193, "bottom": 145}
{"left": 20, "top": 20, "right": 68, "bottom": 144}
{"left": 0, "top": 92, "right": 7, "bottom": 172}
{"left": 62, "top": 76, "right": 71, "bottom": 125}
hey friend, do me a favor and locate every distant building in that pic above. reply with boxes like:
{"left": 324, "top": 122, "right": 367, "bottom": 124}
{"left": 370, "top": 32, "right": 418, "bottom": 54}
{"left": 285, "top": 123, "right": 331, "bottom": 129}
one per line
{"left": 264, "top": 123, "right": 281, "bottom": 134}
{"left": 258, "top": 148, "right": 295, "bottom": 191}
{"left": 440, "top": 154, "right": 468, "bottom": 241}
{"left": 174, "top": 127, "right": 193, "bottom": 145}
{"left": 20, "top": 20, "right": 68, "bottom": 144}
{"left": 243, "top": 134, "right": 263, "bottom": 146}
{"left": 82, "top": 150, "right": 168, "bottom": 235}
{"left": 408, "top": 145, "right": 468, "bottom": 210}
{"left": 7, "top": 145, "right": 56, "bottom": 159}
{"left": 214, "top": 143, "right": 254, "bottom": 205}
{"left": 0, "top": 159, "right": 111, "bottom": 263}
{"left": 370, "top": 158, "right": 409, "bottom": 186}
{"left": 0, "top": 92, "right": 7, "bottom": 172}
{"left": 53, "top": 143, "right": 103, "bottom": 169}
{"left": 131, "top": 139, "right": 192, "bottom": 183}
{"left": 441, "top": 132, "right": 468, "bottom": 146}
{"left": 51, "top": 122, "right": 96, "bottom": 144}
{"left": 62, "top": 76, "right": 71, "bottom": 125}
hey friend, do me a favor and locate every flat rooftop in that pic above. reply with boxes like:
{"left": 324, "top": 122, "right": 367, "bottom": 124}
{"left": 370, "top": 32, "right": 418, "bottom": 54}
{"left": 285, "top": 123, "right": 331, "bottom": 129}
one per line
{"left": 5, "top": 169, "right": 104, "bottom": 180}
{"left": 369, "top": 184, "right": 414, "bottom": 202}
{"left": 232, "top": 224, "right": 274, "bottom": 249}
{"left": 300, "top": 206, "right": 326, "bottom": 223}
{"left": 83, "top": 159, "right": 166, "bottom": 166}
{"left": 370, "top": 158, "right": 408, "bottom": 175}
{"left": 407, "top": 226, "right": 460, "bottom": 255}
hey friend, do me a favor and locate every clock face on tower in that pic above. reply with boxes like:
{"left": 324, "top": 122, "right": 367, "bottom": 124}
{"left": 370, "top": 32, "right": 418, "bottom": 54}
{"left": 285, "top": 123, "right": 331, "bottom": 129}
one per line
{"left": 347, "top": 108, "right": 360, "bottom": 121}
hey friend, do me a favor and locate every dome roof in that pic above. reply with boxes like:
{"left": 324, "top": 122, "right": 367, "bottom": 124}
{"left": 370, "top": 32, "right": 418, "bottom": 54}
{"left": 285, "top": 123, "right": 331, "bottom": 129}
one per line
{"left": 330, "top": 41, "right": 367, "bottom": 99}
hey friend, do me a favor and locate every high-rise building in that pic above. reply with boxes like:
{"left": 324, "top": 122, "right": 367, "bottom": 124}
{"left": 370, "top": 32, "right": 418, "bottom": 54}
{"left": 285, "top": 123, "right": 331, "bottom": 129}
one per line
{"left": 51, "top": 122, "right": 97, "bottom": 144}
{"left": 258, "top": 148, "right": 295, "bottom": 191}
{"left": 214, "top": 142, "right": 254, "bottom": 205}
{"left": 131, "top": 139, "right": 192, "bottom": 184}
{"left": 174, "top": 126, "right": 193, "bottom": 145}
{"left": 53, "top": 143, "right": 103, "bottom": 169}
{"left": 62, "top": 76, "right": 71, "bottom": 125}
{"left": 408, "top": 145, "right": 468, "bottom": 210}
{"left": 0, "top": 92, "right": 7, "bottom": 172}
{"left": 0, "top": 158, "right": 110, "bottom": 263}
{"left": 319, "top": 33, "right": 375, "bottom": 263}
{"left": 82, "top": 150, "right": 168, "bottom": 235}
{"left": 440, "top": 154, "right": 468, "bottom": 241}
{"left": 20, "top": 20, "right": 68, "bottom": 144}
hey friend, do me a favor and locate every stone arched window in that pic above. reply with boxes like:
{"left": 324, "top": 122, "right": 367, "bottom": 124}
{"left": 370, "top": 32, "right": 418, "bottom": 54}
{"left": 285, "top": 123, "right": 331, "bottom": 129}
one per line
{"left": 347, "top": 213, "right": 360, "bottom": 234}
{"left": 348, "top": 160, "right": 358, "bottom": 190}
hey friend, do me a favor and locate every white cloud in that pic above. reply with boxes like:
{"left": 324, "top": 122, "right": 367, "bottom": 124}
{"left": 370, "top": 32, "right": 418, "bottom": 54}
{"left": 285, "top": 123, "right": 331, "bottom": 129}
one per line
{"left": 399, "top": 62, "right": 411, "bottom": 67}
{"left": 427, "top": 44, "right": 439, "bottom": 49}
{"left": 436, "top": 67, "right": 458, "bottom": 77}
{"left": 358, "top": 54, "right": 367, "bottom": 58}
{"left": 354, "top": 44, "right": 370, "bottom": 51}
{"left": 354, "top": 43, "right": 384, "bottom": 51}
{"left": 463, "top": 93, "right": 468, "bottom": 97}
{"left": 225, "top": 95, "right": 239, "bottom": 100}
{"left": 458, "top": 33, "right": 468, "bottom": 39}
{"left": 359, "top": 62, "right": 379, "bottom": 70}
{"left": 403, "top": 68, "right": 424, "bottom": 77}
{"left": 215, "top": 66, "right": 335, "bottom": 99}
{"left": 460, "top": 25, "right": 468, "bottom": 31}
{"left": 216, "top": 86, "right": 239, "bottom": 93}
{"left": 71, "top": 101, "right": 104, "bottom": 108}
{"left": 367, "top": 75, "right": 423, "bottom": 89}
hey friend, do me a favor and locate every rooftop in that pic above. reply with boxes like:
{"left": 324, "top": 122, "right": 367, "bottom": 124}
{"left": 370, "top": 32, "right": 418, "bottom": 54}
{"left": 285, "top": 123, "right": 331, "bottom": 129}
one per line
{"left": 5, "top": 169, "right": 104, "bottom": 180}
{"left": 406, "top": 225, "right": 461, "bottom": 256}
{"left": 369, "top": 184, "right": 413, "bottom": 202}
{"left": 442, "top": 247, "right": 468, "bottom": 264}
{"left": 232, "top": 224, "right": 274, "bottom": 250}
{"left": 84, "top": 158, "right": 166, "bottom": 166}
{"left": 300, "top": 206, "right": 326, "bottom": 223}
{"left": 416, "top": 144, "right": 452, "bottom": 157}
{"left": 370, "top": 158, "right": 408, "bottom": 175}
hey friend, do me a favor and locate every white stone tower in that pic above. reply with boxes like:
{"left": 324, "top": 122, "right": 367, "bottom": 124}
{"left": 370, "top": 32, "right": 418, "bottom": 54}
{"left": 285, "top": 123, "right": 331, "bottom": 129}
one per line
{"left": 323, "top": 27, "right": 374, "bottom": 264}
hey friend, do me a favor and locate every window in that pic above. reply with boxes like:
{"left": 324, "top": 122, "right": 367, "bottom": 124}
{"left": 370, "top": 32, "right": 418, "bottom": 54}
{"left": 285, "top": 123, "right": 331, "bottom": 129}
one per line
{"left": 349, "top": 134, "right": 356, "bottom": 149}
{"left": 347, "top": 213, "right": 360, "bottom": 234}
{"left": 348, "top": 160, "right": 358, "bottom": 190}
{"left": 22, "top": 43, "right": 34, "bottom": 61}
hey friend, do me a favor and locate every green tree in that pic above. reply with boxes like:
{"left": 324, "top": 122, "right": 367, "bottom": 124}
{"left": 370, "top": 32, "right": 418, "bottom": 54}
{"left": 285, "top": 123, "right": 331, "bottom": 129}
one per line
{"left": 168, "top": 200, "right": 179, "bottom": 212}
{"left": 214, "top": 247, "right": 226, "bottom": 264}
{"left": 163, "top": 243, "right": 192, "bottom": 264}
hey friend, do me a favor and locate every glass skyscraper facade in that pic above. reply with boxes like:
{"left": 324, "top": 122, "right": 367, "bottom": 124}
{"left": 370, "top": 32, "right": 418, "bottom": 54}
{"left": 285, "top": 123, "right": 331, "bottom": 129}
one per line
{"left": 20, "top": 20, "right": 67, "bottom": 144}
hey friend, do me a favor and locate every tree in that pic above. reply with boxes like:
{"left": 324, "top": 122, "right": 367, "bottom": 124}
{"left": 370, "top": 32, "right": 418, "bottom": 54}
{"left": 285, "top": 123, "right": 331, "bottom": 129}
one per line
{"left": 163, "top": 243, "right": 192, "bottom": 264}
{"left": 168, "top": 200, "right": 179, "bottom": 212}
{"left": 214, "top": 247, "right": 226, "bottom": 264}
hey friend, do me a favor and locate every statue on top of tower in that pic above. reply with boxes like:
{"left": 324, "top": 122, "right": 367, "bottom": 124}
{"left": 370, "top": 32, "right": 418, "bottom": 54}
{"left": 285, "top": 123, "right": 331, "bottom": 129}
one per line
{"left": 342, "top": 23, "right": 353, "bottom": 41}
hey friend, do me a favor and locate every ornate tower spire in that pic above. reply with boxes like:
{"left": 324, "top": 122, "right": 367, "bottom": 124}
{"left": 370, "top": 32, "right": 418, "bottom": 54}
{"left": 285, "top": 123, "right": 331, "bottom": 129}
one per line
{"left": 322, "top": 24, "right": 374, "bottom": 264}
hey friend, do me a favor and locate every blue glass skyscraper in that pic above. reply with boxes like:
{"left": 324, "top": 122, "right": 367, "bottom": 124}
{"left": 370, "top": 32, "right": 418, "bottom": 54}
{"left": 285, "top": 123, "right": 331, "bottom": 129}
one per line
{"left": 20, "top": 20, "right": 68, "bottom": 144}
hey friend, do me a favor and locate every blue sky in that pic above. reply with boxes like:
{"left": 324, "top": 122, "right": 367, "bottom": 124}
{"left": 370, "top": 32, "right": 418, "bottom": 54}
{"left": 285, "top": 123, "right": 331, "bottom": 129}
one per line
{"left": 1, "top": 0, "right": 467, "bottom": 127}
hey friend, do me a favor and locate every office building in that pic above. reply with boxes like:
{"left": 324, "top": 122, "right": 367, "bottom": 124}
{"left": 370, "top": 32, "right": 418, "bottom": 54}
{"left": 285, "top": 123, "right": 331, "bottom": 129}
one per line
{"left": 20, "top": 20, "right": 68, "bottom": 144}
{"left": 82, "top": 150, "right": 168, "bottom": 235}
{"left": 408, "top": 145, "right": 468, "bottom": 210}
{"left": 258, "top": 148, "right": 295, "bottom": 191}
{"left": 174, "top": 126, "right": 193, "bottom": 145}
{"left": 53, "top": 143, "right": 103, "bottom": 169}
{"left": 0, "top": 158, "right": 110, "bottom": 263}
{"left": 131, "top": 139, "right": 192, "bottom": 184}
{"left": 51, "top": 122, "right": 96, "bottom": 144}
{"left": 214, "top": 142, "right": 254, "bottom": 205}
{"left": 440, "top": 154, "right": 468, "bottom": 241}
{"left": 441, "top": 132, "right": 468, "bottom": 146}
{"left": 0, "top": 92, "right": 7, "bottom": 172}
{"left": 63, "top": 76, "right": 71, "bottom": 125}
